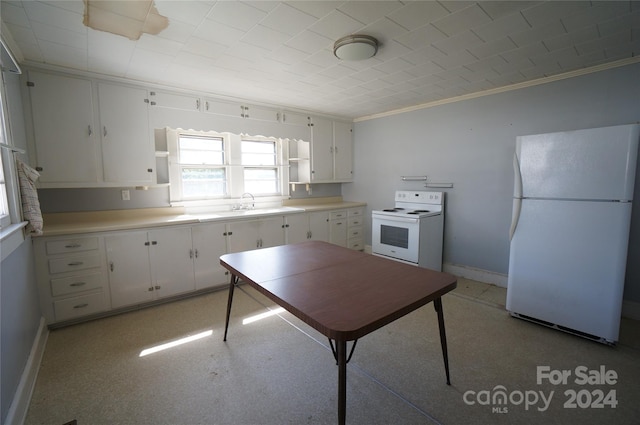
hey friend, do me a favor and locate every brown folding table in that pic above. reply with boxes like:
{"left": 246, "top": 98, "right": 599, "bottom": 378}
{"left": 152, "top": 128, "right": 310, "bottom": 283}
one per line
{"left": 221, "top": 240, "right": 457, "bottom": 425}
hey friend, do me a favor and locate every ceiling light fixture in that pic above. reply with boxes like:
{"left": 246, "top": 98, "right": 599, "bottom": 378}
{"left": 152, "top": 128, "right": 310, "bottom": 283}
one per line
{"left": 333, "top": 34, "right": 378, "bottom": 61}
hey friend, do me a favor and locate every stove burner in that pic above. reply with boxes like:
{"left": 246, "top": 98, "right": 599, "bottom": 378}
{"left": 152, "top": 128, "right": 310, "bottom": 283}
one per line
{"left": 383, "top": 207, "right": 405, "bottom": 212}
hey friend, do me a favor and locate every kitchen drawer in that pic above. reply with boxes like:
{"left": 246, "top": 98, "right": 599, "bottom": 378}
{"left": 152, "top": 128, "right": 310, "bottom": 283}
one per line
{"left": 348, "top": 216, "right": 363, "bottom": 227}
{"left": 46, "top": 237, "right": 99, "bottom": 255}
{"left": 348, "top": 208, "right": 363, "bottom": 217}
{"left": 330, "top": 220, "right": 347, "bottom": 239}
{"left": 348, "top": 226, "right": 363, "bottom": 239}
{"left": 48, "top": 253, "right": 102, "bottom": 274}
{"left": 54, "top": 291, "right": 108, "bottom": 322}
{"left": 330, "top": 210, "right": 347, "bottom": 220}
{"left": 348, "top": 239, "right": 363, "bottom": 250}
{"left": 51, "top": 271, "right": 106, "bottom": 297}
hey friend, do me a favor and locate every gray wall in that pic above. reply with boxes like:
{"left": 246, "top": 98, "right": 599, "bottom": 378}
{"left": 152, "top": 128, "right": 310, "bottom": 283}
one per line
{"left": 1, "top": 71, "right": 41, "bottom": 425}
{"left": 1, "top": 239, "right": 40, "bottom": 424}
{"left": 343, "top": 62, "right": 640, "bottom": 301}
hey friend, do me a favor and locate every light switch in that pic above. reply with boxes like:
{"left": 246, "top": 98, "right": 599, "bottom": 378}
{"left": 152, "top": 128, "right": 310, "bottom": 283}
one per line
{"left": 121, "top": 190, "right": 130, "bottom": 201}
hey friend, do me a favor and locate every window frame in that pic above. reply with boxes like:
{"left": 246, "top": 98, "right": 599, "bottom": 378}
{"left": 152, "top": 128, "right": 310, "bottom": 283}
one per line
{"left": 166, "top": 128, "right": 288, "bottom": 206}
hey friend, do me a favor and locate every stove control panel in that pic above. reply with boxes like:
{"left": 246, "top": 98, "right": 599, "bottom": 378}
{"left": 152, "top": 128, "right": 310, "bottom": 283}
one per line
{"left": 395, "top": 191, "right": 443, "bottom": 205}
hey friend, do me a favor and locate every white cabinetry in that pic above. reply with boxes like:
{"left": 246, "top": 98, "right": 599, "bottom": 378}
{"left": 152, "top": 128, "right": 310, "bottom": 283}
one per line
{"left": 98, "top": 82, "right": 154, "bottom": 184}
{"left": 289, "top": 118, "right": 353, "bottom": 183}
{"left": 149, "top": 90, "right": 201, "bottom": 111}
{"left": 285, "top": 211, "right": 329, "bottom": 244}
{"left": 227, "top": 216, "right": 285, "bottom": 252}
{"left": 33, "top": 235, "right": 110, "bottom": 324}
{"left": 27, "top": 71, "right": 99, "bottom": 184}
{"left": 191, "top": 222, "right": 229, "bottom": 290}
{"left": 26, "top": 70, "right": 154, "bottom": 187}
{"left": 106, "top": 227, "right": 195, "bottom": 309}
{"left": 329, "top": 207, "right": 363, "bottom": 250}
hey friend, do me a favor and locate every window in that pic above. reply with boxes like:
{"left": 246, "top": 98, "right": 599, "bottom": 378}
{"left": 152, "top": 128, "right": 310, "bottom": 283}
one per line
{"left": 167, "top": 128, "right": 285, "bottom": 204}
{"left": 242, "top": 139, "right": 279, "bottom": 195}
{"left": 178, "top": 135, "right": 226, "bottom": 199}
{"left": 0, "top": 84, "right": 11, "bottom": 229}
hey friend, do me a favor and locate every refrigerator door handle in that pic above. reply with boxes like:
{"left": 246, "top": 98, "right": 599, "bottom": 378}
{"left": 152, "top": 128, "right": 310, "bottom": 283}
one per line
{"left": 510, "top": 153, "right": 523, "bottom": 241}
{"left": 513, "top": 153, "right": 523, "bottom": 198}
{"left": 509, "top": 197, "right": 522, "bottom": 241}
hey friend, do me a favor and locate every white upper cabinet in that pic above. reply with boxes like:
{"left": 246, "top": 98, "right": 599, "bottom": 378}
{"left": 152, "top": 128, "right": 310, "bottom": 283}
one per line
{"left": 98, "top": 83, "right": 154, "bottom": 184}
{"left": 26, "top": 70, "right": 155, "bottom": 187}
{"left": 281, "top": 111, "right": 311, "bottom": 141}
{"left": 203, "top": 97, "right": 243, "bottom": 118}
{"left": 148, "top": 90, "right": 201, "bottom": 111}
{"left": 290, "top": 117, "right": 353, "bottom": 183}
{"left": 333, "top": 121, "right": 353, "bottom": 181}
{"left": 309, "top": 116, "right": 334, "bottom": 182}
{"left": 27, "top": 71, "right": 100, "bottom": 184}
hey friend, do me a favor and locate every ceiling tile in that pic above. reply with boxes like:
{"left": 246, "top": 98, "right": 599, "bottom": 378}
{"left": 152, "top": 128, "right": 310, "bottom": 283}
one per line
{"left": 468, "top": 37, "right": 518, "bottom": 59}
{"left": 395, "top": 24, "right": 447, "bottom": 50}
{"left": 208, "top": 1, "right": 267, "bottom": 32}
{"left": 387, "top": 1, "right": 449, "bottom": 31}
{"left": 1, "top": 2, "right": 30, "bottom": 27}
{"left": 194, "top": 19, "right": 245, "bottom": 47}
{"left": 432, "top": 30, "right": 484, "bottom": 54}
{"left": 543, "top": 26, "right": 599, "bottom": 52}
{"left": 31, "top": 21, "right": 87, "bottom": 50}
{"left": 260, "top": 3, "right": 318, "bottom": 36}
{"left": 478, "top": 1, "right": 542, "bottom": 20}
{"left": 23, "top": 0, "right": 85, "bottom": 34}
{"left": 509, "top": 20, "right": 566, "bottom": 47}
{"left": 155, "top": 0, "right": 213, "bottom": 25}
{"left": 309, "top": 9, "right": 365, "bottom": 39}
{"left": 182, "top": 37, "right": 228, "bottom": 59}
{"left": 472, "top": 12, "right": 531, "bottom": 42}
{"left": 241, "top": 25, "right": 291, "bottom": 51}
{"left": 337, "top": 1, "right": 403, "bottom": 25}
{"left": 285, "top": 29, "right": 332, "bottom": 54}
{"left": 431, "top": 3, "right": 492, "bottom": 37}
{"left": 521, "top": 1, "right": 591, "bottom": 28}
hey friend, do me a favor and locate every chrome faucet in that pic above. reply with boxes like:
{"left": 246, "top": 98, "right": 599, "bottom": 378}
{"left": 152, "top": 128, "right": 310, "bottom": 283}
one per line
{"left": 240, "top": 192, "right": 255, "bottom": 210}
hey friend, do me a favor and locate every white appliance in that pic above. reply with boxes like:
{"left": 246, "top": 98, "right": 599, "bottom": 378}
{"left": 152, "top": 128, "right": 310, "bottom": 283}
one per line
{"left": 372, "top": 191, "right": 444, "bottom": 271}
{"left": 507, "top": 124, "right": 640, "bottom": 345}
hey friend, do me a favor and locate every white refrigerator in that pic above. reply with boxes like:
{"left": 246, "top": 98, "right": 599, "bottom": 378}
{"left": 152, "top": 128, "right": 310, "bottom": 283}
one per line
{"left": 506, "top": 124, "right": 640, "bottom": 344}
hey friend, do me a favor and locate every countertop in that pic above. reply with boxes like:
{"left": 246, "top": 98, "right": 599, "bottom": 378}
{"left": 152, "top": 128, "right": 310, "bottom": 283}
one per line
{"left": 39, "top": 197, "right": 367, "bottom": 237}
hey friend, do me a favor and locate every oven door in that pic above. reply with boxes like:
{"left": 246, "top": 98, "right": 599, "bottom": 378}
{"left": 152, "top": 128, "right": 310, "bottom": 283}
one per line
{"left": 372, "top": 214, "right": 420, "bottom": 263}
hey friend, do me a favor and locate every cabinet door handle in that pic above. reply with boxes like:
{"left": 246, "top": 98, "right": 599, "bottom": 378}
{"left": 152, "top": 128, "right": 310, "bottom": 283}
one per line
{"left": 70, "top": 282, "right": 86, "bottom": 287}
{"left": 196, "top": 99, "right": 200, "bottom": 110}
{"left": 195, "top": 249, "right": 199, "bottom": 258}
{"left": 67, "top": 261, "right": 84, "bottom": 266}
{"left": 155, "top": 285, "right": 161, "bottom": 290}
{"left": 103, "top": 126, "right": 107, "bottom": 137}
{"left": 205, "top": 101, "right": 209, "bottom": 111}
{"left": 110, "top": 262, "right": 114, "bottom": 272}
{"left": 73, "top": 303, "right": 89, "bottom": 309}
{"left": 65, "top": 243, "right": 81, "bottom": 248}
{"left": 189, "top": 249, "right": 194, "bottom": 259}
{"left": 88, "top": 125, "right": 92, "bottom": 136}
{"left": 148, "top": 287, "right": 154, "bottom": 292}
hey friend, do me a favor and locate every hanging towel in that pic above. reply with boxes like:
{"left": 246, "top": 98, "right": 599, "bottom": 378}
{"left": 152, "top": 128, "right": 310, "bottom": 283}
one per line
{"left": 16, "top": 159, "right": 43, "bottom": 235}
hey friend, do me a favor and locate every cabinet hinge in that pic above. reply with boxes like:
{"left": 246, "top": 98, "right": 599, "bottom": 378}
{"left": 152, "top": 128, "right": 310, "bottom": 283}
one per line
{"left": 26, "top": 81, "right": 35, "bottom": 87}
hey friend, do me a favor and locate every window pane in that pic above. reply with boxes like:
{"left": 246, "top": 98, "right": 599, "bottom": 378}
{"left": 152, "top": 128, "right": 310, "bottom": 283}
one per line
{"left": 179, "top": 136, "right": 224, "bottom": 165}
{"left": 244, "top": 168, "right": 278, "bottom": 194}
{"left": 242, "top": 140, "right": 275, "bottom": 165}
{"left": 181, "top": 167, "right": 226, "bottom": 198}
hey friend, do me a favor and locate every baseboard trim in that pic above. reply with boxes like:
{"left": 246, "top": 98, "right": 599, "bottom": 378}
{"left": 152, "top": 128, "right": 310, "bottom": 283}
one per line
{"left": 622, "top": 300, "right": 640, "bottom": 321}
{"left": 442, "top": 263, "right": 508, "bottom": 288}
{"left": 5, "top": 317, "right": 49, "bottom": 425}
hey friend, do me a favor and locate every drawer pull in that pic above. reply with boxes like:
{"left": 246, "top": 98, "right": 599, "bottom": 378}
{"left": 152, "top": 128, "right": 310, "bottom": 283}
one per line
{"left": 64, "top": 243, "right": 82, "bottom": 248}
{"left": 73, "top": 303, "right": 89, "bottom": 309}
{"left": 70, "top": 282, "right": 86, "bottom": 287}
{"left": 68, "top": 261, "right": 84, "bottom": 266}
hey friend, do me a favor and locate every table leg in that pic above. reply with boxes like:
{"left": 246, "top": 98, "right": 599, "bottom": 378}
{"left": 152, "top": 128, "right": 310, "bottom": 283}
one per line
{"left": 223, "top": 274, "right": 238, "bottom": 342}
{"left": 433, "top": 297, "right": 451, "bottom": 385}
{"left": 337, "top": 339, "right": 347, "bottom": 425}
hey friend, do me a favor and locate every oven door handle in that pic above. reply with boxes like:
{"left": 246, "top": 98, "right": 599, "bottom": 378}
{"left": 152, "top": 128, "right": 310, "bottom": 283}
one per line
{"left": 372, "top": 215, "right": 419, "bottom": 224}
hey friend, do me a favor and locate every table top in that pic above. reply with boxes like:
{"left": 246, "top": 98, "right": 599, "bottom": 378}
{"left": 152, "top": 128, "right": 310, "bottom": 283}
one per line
{"left": 220, "top": 241, "right": 457, "bottom": 341}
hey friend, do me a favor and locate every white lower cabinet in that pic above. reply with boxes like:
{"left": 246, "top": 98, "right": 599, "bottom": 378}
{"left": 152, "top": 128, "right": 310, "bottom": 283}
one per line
{"left": 191, "top": 222, "right": 229, "bottom": 290}
{"left": 33, "top": 235, "right": 110, "bottom": 324}
{"left": 285, "top": 211, "right": 329, "bottom": 244}
{"left": 106, "top": 227, "right": 195, "bottom": 309}
{"left": 227, "top": 216, "right": 285, "bottom": 252}
{"left": 34, "top": 207, "right": 364, "bottom": 325}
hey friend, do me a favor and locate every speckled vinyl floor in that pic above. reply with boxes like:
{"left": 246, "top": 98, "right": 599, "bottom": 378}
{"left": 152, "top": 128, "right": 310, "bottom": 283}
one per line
{"left": 25, "top": 278, "right": 640, "bottom": 425}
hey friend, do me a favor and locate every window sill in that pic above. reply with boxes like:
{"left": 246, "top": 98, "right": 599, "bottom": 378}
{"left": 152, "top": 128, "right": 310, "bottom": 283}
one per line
{"left": 1, "top": 221, "right": 28, "bottom": 261}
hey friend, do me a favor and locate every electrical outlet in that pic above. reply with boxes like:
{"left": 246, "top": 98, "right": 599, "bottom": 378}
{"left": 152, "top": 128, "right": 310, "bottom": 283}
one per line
{"left": 121, "top": 190, "right": 130, "bottom": 201}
